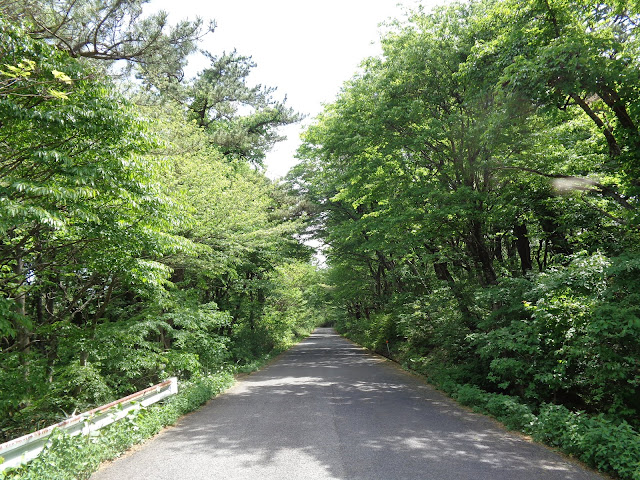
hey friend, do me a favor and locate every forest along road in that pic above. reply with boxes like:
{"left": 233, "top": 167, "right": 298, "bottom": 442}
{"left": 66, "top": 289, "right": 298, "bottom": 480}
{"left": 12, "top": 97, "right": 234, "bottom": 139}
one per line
{"left": 92, "top": 328, "right": 605, "bottom": 480}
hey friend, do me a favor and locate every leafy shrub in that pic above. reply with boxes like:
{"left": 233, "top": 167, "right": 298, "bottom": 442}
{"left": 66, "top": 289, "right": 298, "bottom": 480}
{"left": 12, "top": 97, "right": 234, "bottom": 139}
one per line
{"left": 473, "top": 252, "right": 640, "bottom": 420}
{"left": 161, "top": 301, "right": 231, "bottom": 377}
{"left": 455, "top": 384, "right": 640, "bottom": 479}
{"left": 432, "top": 376, "right": 640, "bottom": 480}
{"left": 532, "top": 404, "right": 640, "bottom": 480}
{"left": 484, "top": 395, "right": 536, "bottom": 432}
{"left": 453, "top": 384, "right": 536, "bottom": 432}
{"left": 50, "top": 361, "right": 114, "bottom": 413}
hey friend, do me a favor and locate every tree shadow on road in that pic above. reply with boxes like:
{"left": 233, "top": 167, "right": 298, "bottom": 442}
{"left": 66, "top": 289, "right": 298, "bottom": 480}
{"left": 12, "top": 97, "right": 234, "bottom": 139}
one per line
{"left": 93, "top": 328, "right": 606, "bottom": 480}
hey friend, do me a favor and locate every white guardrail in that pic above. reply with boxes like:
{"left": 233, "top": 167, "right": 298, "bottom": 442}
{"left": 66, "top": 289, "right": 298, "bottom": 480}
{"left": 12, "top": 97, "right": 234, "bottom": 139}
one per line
{"left": 0, "top": 377, "right": 178, "bottom": 472}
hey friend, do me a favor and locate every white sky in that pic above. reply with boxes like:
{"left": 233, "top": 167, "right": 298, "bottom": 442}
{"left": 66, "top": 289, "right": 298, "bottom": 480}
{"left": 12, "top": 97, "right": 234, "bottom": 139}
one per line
{"left": 151, "top": 0, "right": 447, "bottom": 179}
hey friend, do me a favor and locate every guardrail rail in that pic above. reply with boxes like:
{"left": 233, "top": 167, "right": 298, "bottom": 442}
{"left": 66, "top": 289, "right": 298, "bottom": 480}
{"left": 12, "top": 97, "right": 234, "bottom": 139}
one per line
{"left": 0, "top": 377, "right": 178, "bottom": 472}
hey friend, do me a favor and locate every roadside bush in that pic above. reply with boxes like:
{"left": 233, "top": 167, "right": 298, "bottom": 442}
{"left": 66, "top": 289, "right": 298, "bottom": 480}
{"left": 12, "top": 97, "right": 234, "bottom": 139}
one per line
{"left": 453, "top": 384, "right": 536, "bottom": 432}
{"left": 532, "top": 404, "right": 640, "bottom": 480}
{"left": 434, "top": 372, "right": 640, "bottom": 479}
{"left": 473, "top": 253, "right": 640, "bottom": 421}
{"left": 435, "top": 373, "right": 640, "bottom": 479}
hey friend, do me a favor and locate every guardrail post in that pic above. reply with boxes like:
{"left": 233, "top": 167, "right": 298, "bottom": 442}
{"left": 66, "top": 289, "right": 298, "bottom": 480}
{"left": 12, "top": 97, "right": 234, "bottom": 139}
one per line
{"left": 169, "top": 377, "right": 178, "bottom": 395}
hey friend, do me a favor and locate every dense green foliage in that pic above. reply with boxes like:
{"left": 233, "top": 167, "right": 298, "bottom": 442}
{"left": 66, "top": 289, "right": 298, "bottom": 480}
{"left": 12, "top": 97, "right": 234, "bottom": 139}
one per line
{"left": 0, "top": 5, "right": 324, "bottom": 449}
{"left": 3, "top": 0, "right": 640, "bottom": 478}
{"left": 291, "top": 0, "right": 640, "bottom": 477}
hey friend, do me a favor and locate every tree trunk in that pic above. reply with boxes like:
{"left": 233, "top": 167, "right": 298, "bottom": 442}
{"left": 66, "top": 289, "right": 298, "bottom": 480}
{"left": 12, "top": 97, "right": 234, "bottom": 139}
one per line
{"left": 514, "top": 222, "right": 533, "bottom": 274}
{"left": 467, "top": 220, "right": 497, "bottom": 286}
{"left": 494, "top": 236, "right": 504, "bottom": 262}
{"left": 13, "top": 255, "right": 30, "bottom": 360}
{"left": 432, "top": 260, "right": 477, "bottom": 330}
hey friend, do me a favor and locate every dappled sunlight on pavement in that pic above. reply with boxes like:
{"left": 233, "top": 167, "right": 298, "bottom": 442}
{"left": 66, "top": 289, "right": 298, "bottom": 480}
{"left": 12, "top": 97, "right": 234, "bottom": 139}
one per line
{"left": 92, "top": 328, "right": 605, "bottom": 480}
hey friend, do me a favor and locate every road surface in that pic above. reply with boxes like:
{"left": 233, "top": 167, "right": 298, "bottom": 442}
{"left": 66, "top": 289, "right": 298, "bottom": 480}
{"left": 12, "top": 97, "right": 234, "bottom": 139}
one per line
{"left": 92, "top": 328, "right": 605, "bottom": 480}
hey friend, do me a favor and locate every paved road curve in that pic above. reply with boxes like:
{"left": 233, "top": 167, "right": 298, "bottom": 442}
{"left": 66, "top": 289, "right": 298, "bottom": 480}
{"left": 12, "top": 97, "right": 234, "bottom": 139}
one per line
{"left": 92, "top": 328, "right": 605, "bottom": 480}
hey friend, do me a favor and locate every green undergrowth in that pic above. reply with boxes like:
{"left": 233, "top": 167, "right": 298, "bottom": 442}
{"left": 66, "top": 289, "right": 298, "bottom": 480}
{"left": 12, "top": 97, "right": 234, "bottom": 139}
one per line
{"left": 342, "top": 333, "right": 640, "bottom": 480}
{"left": 0, "top": 336, "right": 303, "bottom": 480}
{"left": 2, "top": 327, "right": 315, "bottom": 480}
{"left": 446, "top": 383, "right": 640, "bottom": 480}
{"left": 1, "top": 371, "right": 234, "bottom": 480}
{"left": 1, "top": 325, "right": 315, "bottom": 479}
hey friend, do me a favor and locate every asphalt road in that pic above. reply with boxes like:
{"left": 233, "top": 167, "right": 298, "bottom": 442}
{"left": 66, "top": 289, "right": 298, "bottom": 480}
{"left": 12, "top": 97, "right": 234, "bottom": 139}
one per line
{"left": 92, "top": 328, "right": 605, "bottom": 480}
